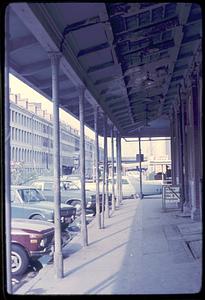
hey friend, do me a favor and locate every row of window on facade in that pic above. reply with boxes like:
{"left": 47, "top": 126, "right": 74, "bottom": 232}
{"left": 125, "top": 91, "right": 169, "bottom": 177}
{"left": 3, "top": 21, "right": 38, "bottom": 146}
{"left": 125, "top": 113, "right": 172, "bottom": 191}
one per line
{"left": 11, "top": 147, "right": 52, "bottom": 164}
{"left": 11, "top": 145, "right": 93, "bottom": 167}
{"left": 10, "top": 126, "right": 92, "bottom": 157}
{"left": 11, "top": 113, "right": 93, "bottom": 151}
{"left": 11, "top": 106, "right": 90, "bottom": 145}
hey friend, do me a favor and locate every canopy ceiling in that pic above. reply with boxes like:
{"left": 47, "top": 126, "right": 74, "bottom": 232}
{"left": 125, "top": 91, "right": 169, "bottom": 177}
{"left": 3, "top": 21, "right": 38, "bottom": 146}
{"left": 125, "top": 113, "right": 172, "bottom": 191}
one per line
{"left": 8, "top": 3, "right": 202, "bottom": 137}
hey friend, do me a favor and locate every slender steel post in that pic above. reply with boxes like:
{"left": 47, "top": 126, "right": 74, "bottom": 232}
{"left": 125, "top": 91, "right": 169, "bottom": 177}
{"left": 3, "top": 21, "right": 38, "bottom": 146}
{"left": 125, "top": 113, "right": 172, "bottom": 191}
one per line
{"left": 94, "top": 106, "right": 101, "bottom": 228}
{"left": 5, "top": 6, "right": 12, "bottom": 293}
{"left": 116, "top": 131, "right": 120, "bottom": 207}
{"left": 178, "top": 85, "right": 186, "bottom": 212}
{"left": 49, "top": 51, "right": 63, "bottom": 278}
{"left": 104, "top": 115, "right": 109, "bottom": 218}
{"left": 79, "top": 86, "right": 88, "bottom": 246}
{"left": 119, "top": 133, "right": 123, "bottom": 204}
{"left": 139, "top": 137, "right": 143, "bottom": 199}
{"left": 111, "top": 125, "right": 115, "bottom": 212}
{"left": 101, "top": 114, "right": 106, "bottom": 228}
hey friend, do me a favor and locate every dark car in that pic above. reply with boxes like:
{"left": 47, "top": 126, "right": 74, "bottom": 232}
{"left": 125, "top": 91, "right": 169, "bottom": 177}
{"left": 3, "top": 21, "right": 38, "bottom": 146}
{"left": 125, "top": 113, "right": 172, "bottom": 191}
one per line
{"left": 11, "top": 218, "right": 54, "bottom": 276}
{"left": 11, "top": 185, "right": 76, "bottom": 230}
{"left": 31, "top": 179, "right": 98, "bottom": 215}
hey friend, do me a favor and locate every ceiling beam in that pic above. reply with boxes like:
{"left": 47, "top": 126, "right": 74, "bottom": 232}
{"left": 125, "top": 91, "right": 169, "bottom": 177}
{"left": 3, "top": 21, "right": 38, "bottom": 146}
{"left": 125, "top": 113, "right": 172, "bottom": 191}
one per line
{"left": 37, "top": 74, "right": 68, "bottom": 89}
{"left": 20, "top": 59, "right": 51, "bottom": 76}
{"left": 77, "top": 42, "right": 110, "bottom": 57}
{"left": 10, "top": 34, "right": 37, "bottom": 53}
{"left": 87, "top": 61, "right": 114, "bottom": 73}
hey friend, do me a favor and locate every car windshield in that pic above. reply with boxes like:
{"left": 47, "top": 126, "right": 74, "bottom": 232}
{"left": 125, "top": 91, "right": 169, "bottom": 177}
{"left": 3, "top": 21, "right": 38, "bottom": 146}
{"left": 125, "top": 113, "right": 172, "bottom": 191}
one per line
{"left": 121, "top": 179, "right": 129, "bottom": 184}
{"left": 18, "top": 189, "right": 46, "bottom": 202}
{"left": 61, "top": 181, "right": 80, "bottom": 190}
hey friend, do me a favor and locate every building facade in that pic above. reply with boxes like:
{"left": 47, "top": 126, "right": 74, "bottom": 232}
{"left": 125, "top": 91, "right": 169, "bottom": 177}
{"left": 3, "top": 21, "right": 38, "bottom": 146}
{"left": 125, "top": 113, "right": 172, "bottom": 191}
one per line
{"left": 9, "top": 92, "right": 102, "bottom": 183}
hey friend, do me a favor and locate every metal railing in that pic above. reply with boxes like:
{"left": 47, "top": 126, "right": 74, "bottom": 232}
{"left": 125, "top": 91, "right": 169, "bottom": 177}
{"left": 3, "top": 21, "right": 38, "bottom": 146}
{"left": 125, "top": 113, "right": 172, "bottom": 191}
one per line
{"left": 162, "top": 184, "right": 181, "bottom": 212}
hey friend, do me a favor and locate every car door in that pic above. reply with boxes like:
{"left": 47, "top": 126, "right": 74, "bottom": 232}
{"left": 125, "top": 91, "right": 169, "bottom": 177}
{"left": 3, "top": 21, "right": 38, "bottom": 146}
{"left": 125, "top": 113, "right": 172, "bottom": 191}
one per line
{"left": 11, "top": 189, "right": 27, "bottom": 219}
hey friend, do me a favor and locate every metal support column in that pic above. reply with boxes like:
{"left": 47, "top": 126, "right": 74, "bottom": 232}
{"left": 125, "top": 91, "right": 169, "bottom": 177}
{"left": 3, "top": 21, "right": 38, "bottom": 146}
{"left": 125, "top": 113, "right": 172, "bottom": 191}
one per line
{"left": 139, "top": 137, "right": 143, "bottom": 199}
{"left": 119, "top": 133, "right": 123, "bottom": 204}
{"left": 94, "top": 106, "right": 101, "bottom": 229}
{"left": 5, "top": 6, "right": 12, "bottom": 293}
{"left": 190, "top": 72, "right": 201, "bottom": 220}
{"left": 79, "top": 86, "right": 88, "bottom": 245}
{"left": 116, "top": 131, "right": 120, "bottom": 207}
{"left": 104, "top": 115, "right": 109, "bottom": 218}
{"left": 177, "top": 86, "right": 185, "bottom": 211}
{"left": 101, "top": 114, "right": 106, "bottom": 228}
{"left": 170, "top": 118, "right": 175, "bottom": 184}
{"left": 111, "top": 125, "right": 115, "bottom": 212}
{"left": 49, "top": 51, "right": 63, "bottom": 278}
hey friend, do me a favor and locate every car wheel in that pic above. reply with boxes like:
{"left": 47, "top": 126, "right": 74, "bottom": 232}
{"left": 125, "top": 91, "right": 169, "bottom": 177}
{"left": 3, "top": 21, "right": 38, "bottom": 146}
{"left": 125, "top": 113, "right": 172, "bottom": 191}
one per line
{"left": 31, "top": 215, "right": 43, "bottom": 220}
{"left": 11, "top": 244, "right": 29, "bottom": 276}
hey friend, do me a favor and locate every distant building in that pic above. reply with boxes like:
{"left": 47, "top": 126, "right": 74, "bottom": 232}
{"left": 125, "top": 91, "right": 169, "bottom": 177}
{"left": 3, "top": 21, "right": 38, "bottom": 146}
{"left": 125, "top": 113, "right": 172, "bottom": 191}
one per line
{"left": 9, "top": 92, "right": 103, "bottom": 183}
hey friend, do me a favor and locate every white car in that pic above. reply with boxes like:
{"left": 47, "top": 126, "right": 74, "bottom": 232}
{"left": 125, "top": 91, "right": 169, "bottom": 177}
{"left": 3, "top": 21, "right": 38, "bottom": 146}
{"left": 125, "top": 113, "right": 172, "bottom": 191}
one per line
{"left": 107, "top": 176, "right": 136, "bottom": 199}
{"left": 127, "top": 175, "right": 163, "bottom": 196}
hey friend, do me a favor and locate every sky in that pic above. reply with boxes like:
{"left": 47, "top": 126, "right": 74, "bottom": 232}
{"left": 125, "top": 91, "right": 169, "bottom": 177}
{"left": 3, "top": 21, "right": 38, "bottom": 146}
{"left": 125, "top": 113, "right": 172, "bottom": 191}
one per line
{"left": 9, "top": 74, "right": 169, "bottom": 158}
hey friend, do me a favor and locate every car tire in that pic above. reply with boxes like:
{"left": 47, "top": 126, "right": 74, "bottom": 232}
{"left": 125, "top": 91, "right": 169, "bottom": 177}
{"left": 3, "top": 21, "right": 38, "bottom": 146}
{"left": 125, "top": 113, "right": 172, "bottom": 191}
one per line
{"left": 11, "top": 244, "right": 29, "bottom": 276}
{"left": 31, "top": 215, "right": 43, "bottom": 220}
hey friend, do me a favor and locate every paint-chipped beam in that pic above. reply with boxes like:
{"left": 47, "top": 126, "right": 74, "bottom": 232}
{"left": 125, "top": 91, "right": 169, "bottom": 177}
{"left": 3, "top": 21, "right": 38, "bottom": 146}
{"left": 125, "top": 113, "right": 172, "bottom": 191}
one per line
{"left": 87, "top": 61, "right": 114, "bottom": 73}
{"left": 77, "top": 42, "right": 110, "bottom": 57}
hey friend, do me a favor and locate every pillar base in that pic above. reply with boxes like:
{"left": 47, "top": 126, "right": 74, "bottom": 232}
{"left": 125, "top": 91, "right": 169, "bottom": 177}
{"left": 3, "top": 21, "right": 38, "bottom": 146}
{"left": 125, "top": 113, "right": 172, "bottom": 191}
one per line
{"left": 54, "top": 251, "right": 63, "bottom": 278}
{"left": 183, "top": 202, "right": 191, "bottom": 214}
{"left": 191, "top": 207, "right": 201, "bottom": 221}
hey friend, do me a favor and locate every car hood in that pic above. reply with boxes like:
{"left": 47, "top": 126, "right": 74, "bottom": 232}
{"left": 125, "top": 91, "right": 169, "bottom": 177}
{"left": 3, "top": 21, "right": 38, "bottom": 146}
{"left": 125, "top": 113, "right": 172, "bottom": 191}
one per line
{"left": 12, "top": 218, "right": 54, "bottom": 233}
{"left": 27, "top": 201, "right": 75, "bottom": 210}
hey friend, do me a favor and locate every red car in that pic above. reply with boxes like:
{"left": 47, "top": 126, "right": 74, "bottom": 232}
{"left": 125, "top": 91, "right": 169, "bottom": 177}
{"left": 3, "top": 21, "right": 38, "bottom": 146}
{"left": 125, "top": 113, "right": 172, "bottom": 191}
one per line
{"left": 11, "top": 218, "right": 54, "bottom": 276}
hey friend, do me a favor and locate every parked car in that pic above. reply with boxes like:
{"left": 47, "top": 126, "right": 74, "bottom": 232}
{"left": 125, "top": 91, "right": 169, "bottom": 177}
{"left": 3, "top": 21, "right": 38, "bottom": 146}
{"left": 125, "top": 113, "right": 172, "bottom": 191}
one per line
{"left": 11, "top": 218, "right": 54, "bottom": 276}
{"left": 31, "top": 178, "right": 99, "bottom": 215}
{"left": 106, "top": 176, "right": 136, "bottom": 199}
{"left": 11, "top": 185, "right": 76, "bottom": 230}
{"left": 127, "top": 175, "right": 163, "bottom": 196}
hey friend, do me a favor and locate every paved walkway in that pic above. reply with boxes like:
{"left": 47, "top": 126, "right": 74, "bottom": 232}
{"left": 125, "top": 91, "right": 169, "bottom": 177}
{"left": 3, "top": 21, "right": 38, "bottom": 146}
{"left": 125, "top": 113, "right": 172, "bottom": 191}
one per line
{"left": 15, "top": 196, "right": 202, "bottom": 295}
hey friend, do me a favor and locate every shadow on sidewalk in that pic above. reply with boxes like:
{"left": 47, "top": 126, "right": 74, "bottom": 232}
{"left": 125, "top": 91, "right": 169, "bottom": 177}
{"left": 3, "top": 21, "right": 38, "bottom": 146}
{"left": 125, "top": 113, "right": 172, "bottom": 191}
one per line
{"left": 64, "top": 241, "right": 128, "bottom": 278}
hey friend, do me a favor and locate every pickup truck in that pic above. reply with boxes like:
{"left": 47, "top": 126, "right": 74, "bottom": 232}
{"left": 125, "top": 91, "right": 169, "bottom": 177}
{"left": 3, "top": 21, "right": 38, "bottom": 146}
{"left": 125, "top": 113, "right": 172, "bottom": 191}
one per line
{"left": 11, "top": 185, "right": 76, "bottom": 230}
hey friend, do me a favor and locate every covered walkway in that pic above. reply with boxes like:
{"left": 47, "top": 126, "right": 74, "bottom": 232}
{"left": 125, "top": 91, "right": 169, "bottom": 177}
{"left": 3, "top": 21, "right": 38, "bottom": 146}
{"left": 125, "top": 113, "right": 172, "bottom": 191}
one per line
{"left": 4, "top": 2, "right": 202, "bottom": 293}
{"left": 16, "top": 196, "right": 202, "bottom": 295}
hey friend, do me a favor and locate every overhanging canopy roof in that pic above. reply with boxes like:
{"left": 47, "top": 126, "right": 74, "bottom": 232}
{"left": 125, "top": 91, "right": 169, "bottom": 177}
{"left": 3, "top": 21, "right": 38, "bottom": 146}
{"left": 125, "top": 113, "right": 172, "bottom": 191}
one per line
{"left": 8, "top": 3, "right": 202, "bottom": 137}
